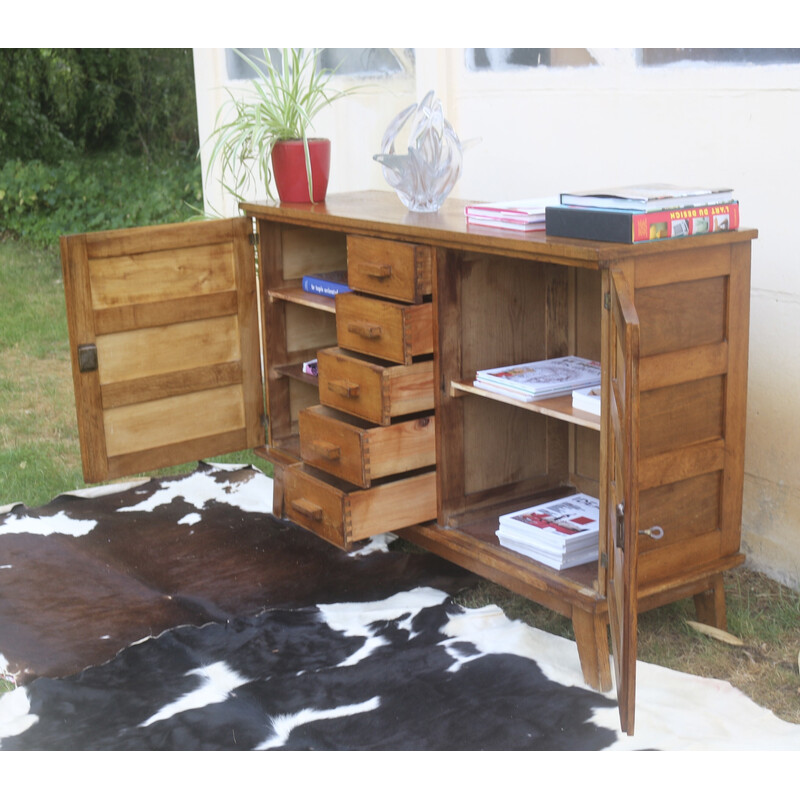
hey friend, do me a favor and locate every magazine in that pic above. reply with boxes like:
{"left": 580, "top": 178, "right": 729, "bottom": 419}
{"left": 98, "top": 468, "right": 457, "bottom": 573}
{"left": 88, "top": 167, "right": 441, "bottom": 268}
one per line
{"left": 476, "top": 356, "right": 601, "bottom": 399}
{"left": 497, "top": 493, "right": 600, "bottom": 550}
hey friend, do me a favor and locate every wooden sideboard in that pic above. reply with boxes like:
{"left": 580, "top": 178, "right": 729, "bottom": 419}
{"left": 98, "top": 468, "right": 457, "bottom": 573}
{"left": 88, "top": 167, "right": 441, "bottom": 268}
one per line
{"left": 62, "top": 191, "right": 756, "bottom": 734}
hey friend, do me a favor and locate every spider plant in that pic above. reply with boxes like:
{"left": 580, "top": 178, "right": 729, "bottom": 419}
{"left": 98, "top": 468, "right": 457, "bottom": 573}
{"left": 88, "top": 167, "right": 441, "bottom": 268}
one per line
{"left": 205, "top": 48, "right": 358, "bottom": 203}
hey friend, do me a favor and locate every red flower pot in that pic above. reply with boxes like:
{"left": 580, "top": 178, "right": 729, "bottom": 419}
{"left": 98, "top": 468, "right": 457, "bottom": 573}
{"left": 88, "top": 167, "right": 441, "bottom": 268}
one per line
{"left": 271, "top": 138, "right": 331, "bottom": 203}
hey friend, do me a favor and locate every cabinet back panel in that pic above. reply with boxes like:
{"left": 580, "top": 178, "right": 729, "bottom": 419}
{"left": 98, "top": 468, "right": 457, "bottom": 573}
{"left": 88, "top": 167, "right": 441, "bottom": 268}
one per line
{"left": 459, "top": 256, "right": 549, "bottom": 377}
{"left": 289, "top": 380, "right": 321, "bottom": 436}
{"left": 285, "top": 302, "right": 337, "bottom": 359}
{"left": 462, "top": 395, "right": 567, "bottom": 496}
{"left": 636, "top": 277, "right": 726, "bottom": 357}
{"left": 89, "top": 242, "right": 236, "bottom": 309}
{"left": 573, "top": 426, "right": 601, "bottom": 485}
{"left": 280, "top": 226, "right": 347, "bottom": 279}
{"left": 575, "top": 268, "right": 602, "bottom": 361}
{"left": 640, "top": 376, "right": 724, "bottom": 457}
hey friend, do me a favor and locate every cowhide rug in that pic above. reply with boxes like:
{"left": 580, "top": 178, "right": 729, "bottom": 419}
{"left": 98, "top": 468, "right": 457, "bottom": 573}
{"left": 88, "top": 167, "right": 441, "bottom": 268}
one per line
{"left": 1, "top": 463, "right": 798, "bottom": 751}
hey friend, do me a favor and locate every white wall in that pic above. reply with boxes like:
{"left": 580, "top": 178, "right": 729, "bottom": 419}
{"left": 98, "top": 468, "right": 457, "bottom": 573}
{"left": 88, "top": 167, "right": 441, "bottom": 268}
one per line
{"left": 194, "top": 48, "right": 800, "bottom": 590}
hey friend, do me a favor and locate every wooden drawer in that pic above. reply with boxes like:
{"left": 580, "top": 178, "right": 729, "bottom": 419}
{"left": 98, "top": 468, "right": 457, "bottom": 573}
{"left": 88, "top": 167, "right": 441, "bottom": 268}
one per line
{"left": 299, "top": 404, "right": 435, "bottom": 487}
{"left": 284, "top": 462, "right": 437, "bottom": 549}
{"left": 347, "top": 235, "right": 433, "bottom": 303}
{"left": 335, "top": 292, "right": 433, "bottom": 364}
{"left": 317, "top": 347, "right": 434, "bottom": 425}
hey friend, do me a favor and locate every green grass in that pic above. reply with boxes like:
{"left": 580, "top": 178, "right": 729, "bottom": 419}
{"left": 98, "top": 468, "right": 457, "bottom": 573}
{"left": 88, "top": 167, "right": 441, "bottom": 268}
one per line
{"left": 0, "top": 237, "right": 269, "bottom": 510}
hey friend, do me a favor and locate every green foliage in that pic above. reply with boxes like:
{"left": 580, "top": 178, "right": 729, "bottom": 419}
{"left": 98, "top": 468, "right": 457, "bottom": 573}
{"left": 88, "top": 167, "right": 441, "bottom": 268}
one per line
{"left": 0, "top": 49, "right": 202, "bottom": 247}
{"left": 0, "top": 48, "right": 198, "bottom": 163}
{"left": 206, "top": 48, "right": 359, "bottom": 203}
{"left": 0, "top": 152, "right": 202, "bottom": 246}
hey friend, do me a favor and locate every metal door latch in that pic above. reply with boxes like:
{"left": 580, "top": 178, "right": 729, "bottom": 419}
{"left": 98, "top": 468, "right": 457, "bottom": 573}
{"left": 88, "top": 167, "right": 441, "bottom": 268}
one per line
{"left": 615, "top": 503, "right": 625, "bottom": 550}
{"left": 77, "top": 344, "right": 98, "bottom": 373}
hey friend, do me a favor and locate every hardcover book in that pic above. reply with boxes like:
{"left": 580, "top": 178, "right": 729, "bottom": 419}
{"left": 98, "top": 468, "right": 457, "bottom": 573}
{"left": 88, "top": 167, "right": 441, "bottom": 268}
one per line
{"left": 559, "top": 183, "right": 734, "bottom": 213}
{"left": 476, "top": 356, "right": 601, "bottom": 400}
{"left": 545, "top": 202, "right": 739, "bottom": 243}
{"left": 301, "top": 270, "right": 351, "bottom": 297}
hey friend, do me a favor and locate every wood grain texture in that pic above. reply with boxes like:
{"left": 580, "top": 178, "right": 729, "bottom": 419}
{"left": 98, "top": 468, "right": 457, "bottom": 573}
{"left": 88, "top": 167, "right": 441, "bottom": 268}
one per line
{"left": 61, "top": 217, "right": 263, "bottom": 482}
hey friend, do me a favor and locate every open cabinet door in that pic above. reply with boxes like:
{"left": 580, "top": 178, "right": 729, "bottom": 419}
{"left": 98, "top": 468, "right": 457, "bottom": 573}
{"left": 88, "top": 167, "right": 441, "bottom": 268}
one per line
{"left": 61, "top": 217, "right": 265, "bottom": 484}
{"left": 606, "top": 269, "right": 641, "bottom": 735}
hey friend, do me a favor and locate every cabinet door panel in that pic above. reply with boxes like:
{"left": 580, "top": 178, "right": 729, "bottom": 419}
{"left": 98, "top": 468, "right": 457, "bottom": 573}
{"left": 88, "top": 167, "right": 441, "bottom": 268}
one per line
{"left": 61, "top": 218, "right": 264, "bottom": 483}
{"left": 606, "top": 269, "right": 641, "bottom": 735}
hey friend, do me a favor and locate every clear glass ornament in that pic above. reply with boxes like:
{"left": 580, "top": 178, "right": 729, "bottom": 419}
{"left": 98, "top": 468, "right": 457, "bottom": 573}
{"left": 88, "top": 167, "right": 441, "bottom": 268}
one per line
{"left": 374, "top": 90, "right": 463, "bottom": 212}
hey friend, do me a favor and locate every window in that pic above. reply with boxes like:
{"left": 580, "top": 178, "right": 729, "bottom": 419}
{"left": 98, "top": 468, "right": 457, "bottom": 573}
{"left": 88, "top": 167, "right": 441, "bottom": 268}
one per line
{"left": 225, "top": 48, "right": 413, "bottom": 81}
{"left": 641, "top": 48, "right": 800, "bottom": 66}
{"left": 465, "top": 48, "right": 596, "bottom": 70}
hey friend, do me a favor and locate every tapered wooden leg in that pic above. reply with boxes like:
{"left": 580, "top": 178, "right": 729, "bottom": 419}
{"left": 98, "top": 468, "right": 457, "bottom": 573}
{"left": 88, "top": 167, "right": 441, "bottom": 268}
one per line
{"left": 693, "top": 572, "right": 728, "bottom": 630}
{"left": 572, "top": 607, "right": 613, "bottom": 692}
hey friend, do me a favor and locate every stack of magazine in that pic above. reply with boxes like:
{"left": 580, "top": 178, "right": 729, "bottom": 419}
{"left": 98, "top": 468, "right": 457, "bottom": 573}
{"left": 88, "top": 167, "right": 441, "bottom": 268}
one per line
{"left": 474, "top": 355, "right": 601, "bottom": 402}
{"left": 496, "top": 493, "right": 600, "bottom": 570}
{"left": 571, "top": 384, "right": 601, "bottom": 415}
{"left": 464, "top": 196, "right": 558, "bottom": 232}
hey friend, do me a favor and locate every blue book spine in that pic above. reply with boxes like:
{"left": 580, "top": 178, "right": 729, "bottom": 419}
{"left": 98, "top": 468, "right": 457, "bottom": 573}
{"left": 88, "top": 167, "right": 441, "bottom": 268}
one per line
{"left": 302, "top": 271, "right": 351, "bottom": 297}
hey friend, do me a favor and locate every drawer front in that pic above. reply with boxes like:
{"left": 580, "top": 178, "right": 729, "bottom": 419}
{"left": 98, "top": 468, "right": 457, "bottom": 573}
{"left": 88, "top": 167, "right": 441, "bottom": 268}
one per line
{"left": 284, "top": 463, "right": 438, "bottom": 549}
{"left": 317, "top": 348, "right": 434, "bottom": 425}
{"left": 347, "top": 235, "right": 433, "bottom": 303}
{"left": 335, "top": 292, "right": 433, "bottom": 364}
{"left": 299, "top": 404, "right": 436, "bottom": 487}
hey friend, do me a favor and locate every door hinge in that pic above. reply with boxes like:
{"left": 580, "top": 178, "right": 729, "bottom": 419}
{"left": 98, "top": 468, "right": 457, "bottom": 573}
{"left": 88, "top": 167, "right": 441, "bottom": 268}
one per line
{"left": 600, "top": 552, "right": 608, "bottom": 569}
{"left": 249, "top": 232, "right": 259, "bottom": 246}
{"left": 604, "top": 292, "right": 611, "bottom": 310}
{"left": 77, "top": 344, "right": 98, "bottom": 373}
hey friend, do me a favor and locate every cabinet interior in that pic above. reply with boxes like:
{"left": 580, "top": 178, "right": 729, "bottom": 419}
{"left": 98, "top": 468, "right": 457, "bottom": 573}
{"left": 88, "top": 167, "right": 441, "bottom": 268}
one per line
{"left": 439, "top": 251, "right": 602, "bottom": 572}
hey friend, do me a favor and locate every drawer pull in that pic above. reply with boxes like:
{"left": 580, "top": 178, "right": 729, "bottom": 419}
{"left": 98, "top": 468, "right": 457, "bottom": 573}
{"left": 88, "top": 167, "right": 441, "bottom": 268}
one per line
{"left": 291, "top": 498, "right": 323, "bottom": 521}
{"left": 328, "top": 379, "right": 360, "bottom": 398}
{"left": 310, "top": 439, "right": 341, "bottom": 460}
{"left": 363, "top": 263, "right": 392, "bottom": 280}
{"left": 347, "top": 321, "right": 382, "bottom": 340}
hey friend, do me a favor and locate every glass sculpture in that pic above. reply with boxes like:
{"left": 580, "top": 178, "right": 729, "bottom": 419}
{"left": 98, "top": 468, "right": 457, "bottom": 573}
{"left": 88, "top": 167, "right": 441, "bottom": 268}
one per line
{"left": 374, "top": 91, "right": 463, "bottom": 212}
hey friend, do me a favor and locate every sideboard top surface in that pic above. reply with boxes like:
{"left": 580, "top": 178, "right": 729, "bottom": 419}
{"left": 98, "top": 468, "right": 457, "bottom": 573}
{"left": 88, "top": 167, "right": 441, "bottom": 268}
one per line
{"left": 241, "top": 190, "right": 757, "bottom": 267}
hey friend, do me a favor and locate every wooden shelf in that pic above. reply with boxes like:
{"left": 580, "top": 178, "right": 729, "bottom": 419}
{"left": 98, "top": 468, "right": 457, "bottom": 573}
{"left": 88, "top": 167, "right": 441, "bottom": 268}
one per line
{"left": 450, "top": 379, "right": 601, "bottom": 431}
{"left": 273, "top": 362, "right": 319, "bottom": 386}
{"left": 268, "top": 286, "right": 336, "bottom": 313}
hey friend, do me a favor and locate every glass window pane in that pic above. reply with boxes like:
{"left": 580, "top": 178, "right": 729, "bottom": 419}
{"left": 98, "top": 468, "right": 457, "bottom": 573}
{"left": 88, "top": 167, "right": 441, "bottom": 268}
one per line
{"left": 642, "top": 48, "right": 800, "bottom": 66}
{"left": 465, "top": 48, "right": 596, "bottom": 70}
{"left": 225, "top": 48, "right": 413, "bottom": 80}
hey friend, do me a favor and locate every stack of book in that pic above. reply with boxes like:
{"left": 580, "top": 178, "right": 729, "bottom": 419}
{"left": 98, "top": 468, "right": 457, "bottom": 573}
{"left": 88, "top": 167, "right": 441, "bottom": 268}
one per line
{"left": 545, "top": 184, "right": 739, "bottom": 243}
{"left": 474, "top": 355, "right": 601, "bottom": 402}
{"left": 496, "top": 493, "right": 600, "bottom": 570}
{"left": 464, "top": 196, "right": 558, "bottom": 232}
